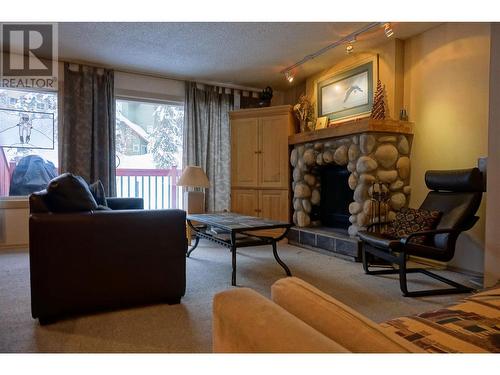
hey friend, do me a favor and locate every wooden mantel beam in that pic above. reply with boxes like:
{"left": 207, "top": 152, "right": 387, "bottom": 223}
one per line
{"left": 289, "top": 118, "right": 414, "bottom": 145}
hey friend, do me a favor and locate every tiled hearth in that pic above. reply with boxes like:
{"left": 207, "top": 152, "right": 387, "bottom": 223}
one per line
{"left": 287, "top": 226, "right": 361, "bottom": 261}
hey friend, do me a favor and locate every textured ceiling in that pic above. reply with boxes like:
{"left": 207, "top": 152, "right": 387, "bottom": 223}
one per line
{"left": 56, "top": 22, "right": 440, "bottom": 90}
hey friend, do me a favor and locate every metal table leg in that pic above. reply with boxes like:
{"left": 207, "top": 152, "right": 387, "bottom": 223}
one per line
{"left": 271, "top": 240, "right": 292, "bottom": 276}
{"left": 186, "top": 219, "right": 202, "bottom": 257}
{"left": 186, "top": 235, "right": 200, "bottom": 258}
{"left": 231, "top": 232, "right": 237, "bottom": 286}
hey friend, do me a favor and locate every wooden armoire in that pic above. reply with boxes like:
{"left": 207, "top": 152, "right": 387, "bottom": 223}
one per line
{"left": 229, "top": 105, "right": 295, "bottom": 222}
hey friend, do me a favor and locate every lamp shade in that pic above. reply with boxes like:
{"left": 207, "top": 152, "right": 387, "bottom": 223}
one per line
{"left": 177, "top": 166, "right": 210, "bottom": 188}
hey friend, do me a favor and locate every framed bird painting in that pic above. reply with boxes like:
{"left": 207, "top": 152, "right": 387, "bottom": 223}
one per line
{"left": 317, "top": 59, "right": 375, "bottom": 123}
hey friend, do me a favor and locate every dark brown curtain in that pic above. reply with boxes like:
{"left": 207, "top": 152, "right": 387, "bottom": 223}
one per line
{"left": 61, "top": 63, "right": 116, "bottom": 196}
{"left": 183, "top": 82, "right": 234, "bottom": 211}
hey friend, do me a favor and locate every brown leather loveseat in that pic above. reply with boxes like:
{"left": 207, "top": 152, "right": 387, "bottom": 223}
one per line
{"left": 29, "top": 181, "right": 187, "bottom": 324}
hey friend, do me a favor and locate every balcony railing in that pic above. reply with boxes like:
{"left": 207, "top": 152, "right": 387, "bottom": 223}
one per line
{"left": 116, "top": 167, "right": 183, "bottom": 210}
{"left": 1, "top": 149, "right": 182, "bottom": 210}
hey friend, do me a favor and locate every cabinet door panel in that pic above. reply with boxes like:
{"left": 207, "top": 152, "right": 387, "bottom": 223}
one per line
{"left": 259, "top": 116, "right": 289, "bottom": 188}
{"left": 231, "top": 189, "right": 259, "bottom": 216}
{"left": 259, "top": 189, "right": 289, "bottom": 222}
{"left": 255, "top": 189, "right": 289, "bottom": 237}
{"left": 231, "top": 119, "right": 259, "bottom": 187}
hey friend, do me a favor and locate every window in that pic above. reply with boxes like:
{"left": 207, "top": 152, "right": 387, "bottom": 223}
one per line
{"left": 0, "top": 88, "right": 58, "bottom": 197}
{"left": 115, "top": 98, "right": 183, "bottom": 209}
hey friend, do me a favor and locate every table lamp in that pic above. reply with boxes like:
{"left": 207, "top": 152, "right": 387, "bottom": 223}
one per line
{"left": 177, "top": 165, "right": 210, "bottom": 213}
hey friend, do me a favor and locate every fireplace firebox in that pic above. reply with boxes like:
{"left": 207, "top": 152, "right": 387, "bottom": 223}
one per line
{"left": 319, "top": 165, "right": 353, "bottom": 229}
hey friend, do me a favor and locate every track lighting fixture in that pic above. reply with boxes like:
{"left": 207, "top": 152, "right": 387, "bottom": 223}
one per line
{"left": 346, "top": 36, "right": 356, "bottom": 54}
{"left": 281, "top": 22, "right": 396, "bottom": 82}
{"left": 384, "top": 23, "right": 394, "bottom": 38}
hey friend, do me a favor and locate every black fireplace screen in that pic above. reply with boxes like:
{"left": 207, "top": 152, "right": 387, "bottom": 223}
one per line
{"left": 320, "top": 164, "right": 353, "bottom": 229}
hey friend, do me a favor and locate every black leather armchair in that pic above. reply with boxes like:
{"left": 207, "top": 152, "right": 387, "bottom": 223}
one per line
{"left": 358, "top": 168, "right": 484, "bottom": 297}
{"left": 29, "top": 191, "right": 187, "bottom": 324}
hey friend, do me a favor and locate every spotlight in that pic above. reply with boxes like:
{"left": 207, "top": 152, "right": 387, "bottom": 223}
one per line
{"left": 284, "top": 71, "right": 294, "bottom": 83}
{"left": 384, "top": 23, "right": 394, "bottom": 38}
{"left": 346, "top": 36, "right": 356, "bottom": 54}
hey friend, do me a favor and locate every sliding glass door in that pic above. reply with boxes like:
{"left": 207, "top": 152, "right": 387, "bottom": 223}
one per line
{"left": 115, "top": 98, "right": 183, "bottom": 209}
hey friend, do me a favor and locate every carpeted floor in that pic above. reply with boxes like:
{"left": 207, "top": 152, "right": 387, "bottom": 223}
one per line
{"left": 0, "top": 241, "right": 475, "bottom": 352}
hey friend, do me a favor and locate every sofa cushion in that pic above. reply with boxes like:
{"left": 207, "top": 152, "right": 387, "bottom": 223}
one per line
{"left": 95, "top": 204, "right": 112, "bottom": 211}
{"left": 213, "top": 287, "right": 349, "bottom": 353}
{"left": 271, "top": 277, "right": 423, "bottom": 353}
{"left": 89, "top": 180, "right": 107, "bottom": 206}
{"left": 46, "top": 173, "right": 98, "bottom": 212}
{"left": 106, "top": 197, "right": 144, "bottom": 210}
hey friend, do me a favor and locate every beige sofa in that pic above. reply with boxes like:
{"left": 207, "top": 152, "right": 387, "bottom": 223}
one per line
{"left": 213, "top": 277, "right": 500, "bottom": 353}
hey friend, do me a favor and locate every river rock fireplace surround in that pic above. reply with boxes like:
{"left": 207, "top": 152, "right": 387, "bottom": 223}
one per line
{"left": 287, "top": 118, "right": 414, "bottom": 259}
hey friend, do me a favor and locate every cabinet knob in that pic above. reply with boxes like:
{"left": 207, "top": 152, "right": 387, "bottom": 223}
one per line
{"left": 254, "top": 150, "right": 262, "bottom": 154}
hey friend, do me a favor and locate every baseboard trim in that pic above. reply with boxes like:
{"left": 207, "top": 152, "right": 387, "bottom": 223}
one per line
{"left": 0, "top": 244, "right": 28, "bottom": 252}
{"left": 409, "top": 255, "right": 446, "bottom": 269}
{"left": 0, "top": 197, "right": 29, "bottom": 209}
{"left": 410, "top": 256, "right": 483, "bottom": 278}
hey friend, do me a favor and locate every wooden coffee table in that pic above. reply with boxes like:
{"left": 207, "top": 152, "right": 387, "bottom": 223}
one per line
{"left": 186, "top": 212, "right": 292, "bottom": 286}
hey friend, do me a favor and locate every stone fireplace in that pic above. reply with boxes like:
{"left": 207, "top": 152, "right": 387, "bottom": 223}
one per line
{"left": 288, "top": 119, "right": 414, "bottom": 259}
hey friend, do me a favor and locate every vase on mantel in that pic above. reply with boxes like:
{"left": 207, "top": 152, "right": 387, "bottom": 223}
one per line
{"left": 300, "top": 119, "right": 308, "bottom": 133}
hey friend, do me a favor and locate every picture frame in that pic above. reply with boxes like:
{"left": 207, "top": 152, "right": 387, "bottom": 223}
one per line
{"left": 317, "top": 59, "right": 375, "bottom": 123}
{"left": 315, "top": 116, "right": 328, "bottom": 130}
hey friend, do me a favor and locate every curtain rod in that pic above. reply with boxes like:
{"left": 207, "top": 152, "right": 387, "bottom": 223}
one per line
{"left": 61, "top": 57, "right": 264, "bottom": 93}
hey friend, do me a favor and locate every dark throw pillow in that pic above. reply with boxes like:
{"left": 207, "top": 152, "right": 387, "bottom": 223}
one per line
{"left": 89, "top": 180, "right": 107, "bottom": 207}
{"left": 46, "top": 173, "right": 98, "bottom": 212}
{"left": 385, "top": 207, "right": 442, "bottom": 245}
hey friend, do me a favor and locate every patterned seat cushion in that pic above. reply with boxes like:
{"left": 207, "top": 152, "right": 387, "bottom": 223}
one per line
{"left": 384, "top": 207, "right": 442, "bottom": 244}
{"left": 380, "top": 287, "right": 500, "bottom": 353}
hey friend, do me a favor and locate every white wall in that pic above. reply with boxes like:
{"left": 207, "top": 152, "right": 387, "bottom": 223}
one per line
{"left": 0, "top": 200, "right": 29, "bottom": 250}
{"left": 114, "top": 71, "right": 185, "bottom": 102}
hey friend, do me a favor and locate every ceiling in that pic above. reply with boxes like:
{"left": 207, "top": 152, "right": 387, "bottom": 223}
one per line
{"left": 55, "top": 22, "right": 440, "bottom": 90}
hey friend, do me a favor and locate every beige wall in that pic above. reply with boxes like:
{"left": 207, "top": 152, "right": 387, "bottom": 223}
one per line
{"left": 485, "top": 23, "right": 500, "bottom": 286}
{"left": 404, "top": 23, "right": 490, "bottom": 273}
{"left": 303, "top": 23, "right": 490, "bottom": 274}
